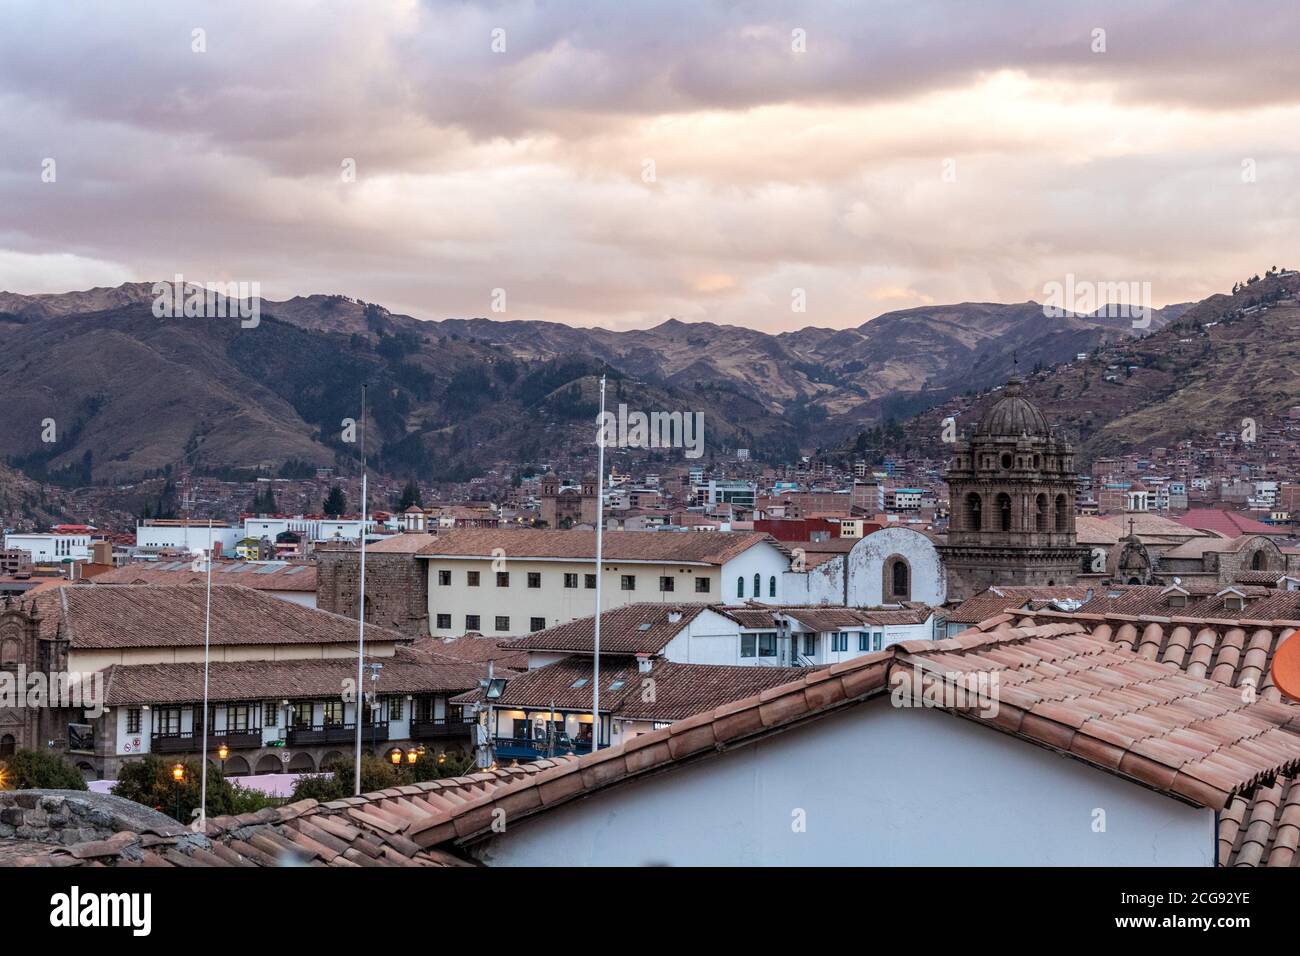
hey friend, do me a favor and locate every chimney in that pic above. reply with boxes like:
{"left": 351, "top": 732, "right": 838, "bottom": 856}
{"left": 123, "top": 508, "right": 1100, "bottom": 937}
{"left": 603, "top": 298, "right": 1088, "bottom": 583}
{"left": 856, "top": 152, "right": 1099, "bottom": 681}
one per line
{"left": 636, "top": 654, "right": 653, "bottom": 673}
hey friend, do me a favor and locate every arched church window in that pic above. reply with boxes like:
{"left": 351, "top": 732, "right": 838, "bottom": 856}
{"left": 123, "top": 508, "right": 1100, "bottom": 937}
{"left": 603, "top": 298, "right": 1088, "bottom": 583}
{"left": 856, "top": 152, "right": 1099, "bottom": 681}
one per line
{"left": 891, "top": 560, "right": 910, "bottom": 599}
{"left": 1035, "top": 494, "right": 1048, "bottom": 532}
{"left": 996, "top": 493, "right": 1012, "bottom": 532}
{"left": 1054, "top": 494, "right": 1068, "bottom": 532}
{"left": 965, "top": 493, "right": 982, "bottom": 531}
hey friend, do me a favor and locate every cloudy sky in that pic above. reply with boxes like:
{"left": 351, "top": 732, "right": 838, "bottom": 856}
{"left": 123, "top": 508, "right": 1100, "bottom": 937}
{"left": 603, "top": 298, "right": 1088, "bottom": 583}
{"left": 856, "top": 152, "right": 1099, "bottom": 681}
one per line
{"left": 1, "top": 0, "right": 1297, "bottom": 331}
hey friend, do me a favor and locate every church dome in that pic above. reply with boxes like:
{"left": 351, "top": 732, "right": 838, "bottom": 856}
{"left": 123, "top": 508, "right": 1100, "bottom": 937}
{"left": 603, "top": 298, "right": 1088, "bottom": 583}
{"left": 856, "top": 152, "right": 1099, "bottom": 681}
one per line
{"left": 975, "top": 379, "right": 1051, "bottom": 439}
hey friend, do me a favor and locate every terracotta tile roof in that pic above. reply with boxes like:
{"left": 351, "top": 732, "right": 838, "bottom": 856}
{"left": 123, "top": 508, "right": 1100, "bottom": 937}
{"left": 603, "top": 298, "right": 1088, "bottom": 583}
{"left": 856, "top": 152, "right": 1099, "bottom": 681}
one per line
{"left": 28, "top": 584, "right": 405, "bottom": 650}
{"left": 714, "top": 602, "right": 931, "bottom": 630}
{"left": 363, "top": 533, "right": 439, "bottom": 553}
{"left": 501, "top": 603, "right": 712, "bottom": 655}
{"left": 90, "top": 561, "right": 316, "bottom": 591}
{"left": 413, "top": 528, "right": 780, "bottom": 565}
{"left": 998, "top": 608, "right": 1300, "bottom": 702}
{"left": 1077, "top": 585, "right": 1271, "bottom": 619}
{"left": 453, "top": 654, "right": 805, "bottom": 721}
{"left": 407, "top": 623, "right": 1300, "bottom": 853}
{"left": 411, "top": 634, "right": 529, "bottom": 671}
{"left": 26, "top": 764, "right": 570, "bottom": 867}
{"left": 1219, "top": 774, "right": 1300, "bottom": 866}
{"left": 946, "top": 586, "right": 1095, "bottom": 624}
{"left": 1177, "top": 509, "right": 1283, "bottom": 537}
{"left": 101, "top": 645, "right": 492, "bottom": 706}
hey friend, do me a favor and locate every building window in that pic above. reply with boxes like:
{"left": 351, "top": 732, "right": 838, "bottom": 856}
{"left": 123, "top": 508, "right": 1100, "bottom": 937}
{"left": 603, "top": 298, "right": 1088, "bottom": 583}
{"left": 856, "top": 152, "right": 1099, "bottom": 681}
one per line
{"left": 496, "top": 571, "right": 510, "bottom": 587}
{"left": 1054, "top": 494, "right": 1068, "bottom": 533}
{"left": 436, "top": 613, "right": 451, "bottom": 629}
{"left": 264, "top": 702, "right": 279, "bottom": 727}
{"left": 1035, "top": 494, "right": 1048, "bottom": 532}
{"left": 737, "top": 576, "right": 745, "bottom": 598}
{"left": 803, "top": 634, "right": 816, "bottom": 657}
{"left": 659, "top": 576, "right": 674, "bottom": 592}
{"left": 292, "top": 702, "right": 312, "bottom": 728}
{"left": 965, "top": 492, "right": 982, "bottom": 531}
{"left": 388, "top": 697, "right": 404, "bottom": 721}
{"left": 753, "top": 574, "right": 761, "bottom": 598}
{"left": 768, "top": 575, "right": 777, "bottom": 598}
{"left": 858, "top": 632, "right": 869, "bottom": 652}
{"left": 832, "top": 632, "right": 848, "bottom": 652}
{"left": 467, "top": 570, "right": 480, "bottom": 587}
{"left": 873, "top": 632, "right": 883, "bottom": 652}
{"left": 741, "top": 634, "right": 756, "bottom": 658}
{"left": 228, "top": 704, "right": 251, "bottom": 732}
{"left": 564, "top": 573, "right": 579, "bottom": 588}
{"left": 158, "top": 707, "right": 182, "bottom": 735}
{"left": 527, "top": 572, "right": 541, "bottom": 588}
{"left": 621, "top": 575, "right": 636, "bottom": 591}
{"left": 695, "top": 577, "right": 710, "bottom": 593}
{"left": 996, "top": 492, "right": 1012, "bottom": 532}
{"left": 585, "top": 573, "right": 597, "bottom": 589}
{"left": 758, "top": 633, "right": 777, "bottom": 657}
{"left": 530, "top": 617, "right": 546, "bottom": 631}
{"left": 890, "top": 560, "right": 910, "bottom": 600}
{"left": 322, "top": 701, "right": 343, "bottom": 726}
{"left": 438, "top": 569, "right": 451, "bottom": 586}
{"left": 466, "top": 614, "right": 481, "bottom": 631}
{"left": 126, "top": 708, "right": 142, "bottom": 733}
{"left": 495, "top": 616, "right": 510, "bottom": 631}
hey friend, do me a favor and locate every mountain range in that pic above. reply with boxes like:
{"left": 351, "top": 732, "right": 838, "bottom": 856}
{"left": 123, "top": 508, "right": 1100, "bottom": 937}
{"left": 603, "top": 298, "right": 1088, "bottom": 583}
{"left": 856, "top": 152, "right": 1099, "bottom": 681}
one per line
{"left": 0, "top": 281, "right": 1191, "bottom": 484}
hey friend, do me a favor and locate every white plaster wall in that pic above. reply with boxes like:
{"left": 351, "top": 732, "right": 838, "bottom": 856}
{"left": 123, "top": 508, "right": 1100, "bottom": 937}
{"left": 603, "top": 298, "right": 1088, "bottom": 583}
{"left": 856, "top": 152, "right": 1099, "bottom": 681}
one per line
{"left": 721, "top": 542, "right": 790, "bottom": 605}
{"left": 846, "top": 528, "right": 947, "bottom": 606}
{"left": 471, "top": 701, "right": 1215, "bottom": 867}
{"left": 783, "top": 554, "right": 845, "bottom": 605}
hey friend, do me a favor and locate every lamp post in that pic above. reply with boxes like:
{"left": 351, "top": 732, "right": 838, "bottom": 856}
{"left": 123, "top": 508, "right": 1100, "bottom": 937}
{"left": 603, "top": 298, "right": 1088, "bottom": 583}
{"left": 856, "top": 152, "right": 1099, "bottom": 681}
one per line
{"left": 171, "top": 763, "right": 185, "bottom": 822}
{"left": 354, "top": 383, "right": 369, "bottom": 797}
{"left": 592, "top": 374, "right": 607, "bottom": 752}
{"left": 217, "top": 742, "right": 228, "bottom": 777}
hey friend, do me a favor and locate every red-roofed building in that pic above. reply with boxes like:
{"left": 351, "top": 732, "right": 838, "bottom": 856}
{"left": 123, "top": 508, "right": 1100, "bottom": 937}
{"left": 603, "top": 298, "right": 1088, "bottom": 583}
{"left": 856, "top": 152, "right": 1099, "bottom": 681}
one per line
{"left": 1176, "top": 508, "right": 1285, "bottom": 537}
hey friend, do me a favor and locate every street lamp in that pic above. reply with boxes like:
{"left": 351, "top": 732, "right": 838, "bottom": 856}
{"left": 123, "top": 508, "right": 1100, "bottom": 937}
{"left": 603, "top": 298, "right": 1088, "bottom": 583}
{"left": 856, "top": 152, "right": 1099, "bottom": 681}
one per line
{"left": 217, "top": 742, "right": 229, "bottom": 778}
{"left": 171, "top": 763, "right": 185, "bottom": 821}
{"left": 389, "top": 749, "right": 402, "bottom": 767}
{"left": 406, "top": 748, "right": 417, "bottom": 766}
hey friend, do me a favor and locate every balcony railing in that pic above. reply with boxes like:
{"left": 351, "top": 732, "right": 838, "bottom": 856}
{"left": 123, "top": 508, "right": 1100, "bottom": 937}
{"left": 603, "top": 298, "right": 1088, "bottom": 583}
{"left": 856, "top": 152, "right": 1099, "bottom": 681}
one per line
{"left": 492, "top": 736, "right": 594, "bottom": 760}
{"left": 151, "top": 729, "right": 263, "bottom": 754}
{"left": 410, "top": 718, "right": 473, "bottom": 740}
{"left": 285, "top": 722, "right": 389, "bottom": 746}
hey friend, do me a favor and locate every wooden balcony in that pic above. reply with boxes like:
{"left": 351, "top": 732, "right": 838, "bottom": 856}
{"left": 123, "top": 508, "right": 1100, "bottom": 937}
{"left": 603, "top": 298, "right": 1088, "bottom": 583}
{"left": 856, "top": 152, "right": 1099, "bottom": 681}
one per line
{"left": 284, "top": 722, "right": 389, "bottom": 746}
{"left": 151, "top": 729, "right": 263, "bottom": 754}
{"left": 410, "top": 718, "right": 472, "bottom": 740}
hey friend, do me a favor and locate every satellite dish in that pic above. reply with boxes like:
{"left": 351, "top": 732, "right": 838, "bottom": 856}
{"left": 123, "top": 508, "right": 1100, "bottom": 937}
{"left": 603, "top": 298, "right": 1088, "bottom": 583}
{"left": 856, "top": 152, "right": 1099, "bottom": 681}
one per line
{"left": 1271, "top": 631, "right": 1300, "bottom": 702}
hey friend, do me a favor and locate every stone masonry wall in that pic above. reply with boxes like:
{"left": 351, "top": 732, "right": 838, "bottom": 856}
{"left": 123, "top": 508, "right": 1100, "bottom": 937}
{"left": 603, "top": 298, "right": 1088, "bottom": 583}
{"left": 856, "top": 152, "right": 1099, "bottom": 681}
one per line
{"left": 316, "top": 549, "right": 429, "bottom": 636}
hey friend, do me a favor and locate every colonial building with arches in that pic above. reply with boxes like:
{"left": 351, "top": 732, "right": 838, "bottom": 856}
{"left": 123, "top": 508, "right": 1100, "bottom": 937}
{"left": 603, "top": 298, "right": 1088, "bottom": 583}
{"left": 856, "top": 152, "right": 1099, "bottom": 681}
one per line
{"left": 939, "top": 378, "right": 1085, "bottom": 602}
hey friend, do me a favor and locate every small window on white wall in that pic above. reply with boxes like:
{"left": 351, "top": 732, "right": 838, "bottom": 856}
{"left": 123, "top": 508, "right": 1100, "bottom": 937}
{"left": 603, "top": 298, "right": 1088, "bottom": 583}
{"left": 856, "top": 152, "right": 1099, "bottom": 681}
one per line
{"left": 873, "top": 632, "right": 883, "bottom": 651}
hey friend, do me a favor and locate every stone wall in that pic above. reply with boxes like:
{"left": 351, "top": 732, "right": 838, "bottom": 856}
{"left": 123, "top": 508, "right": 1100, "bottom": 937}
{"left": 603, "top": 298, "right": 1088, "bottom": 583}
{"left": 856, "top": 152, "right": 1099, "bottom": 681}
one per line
{"left": 0, "top": 789, "right": 187, "bottom": 846}
{"left": 316, "top": 548, "right": 429, "bottom": 636}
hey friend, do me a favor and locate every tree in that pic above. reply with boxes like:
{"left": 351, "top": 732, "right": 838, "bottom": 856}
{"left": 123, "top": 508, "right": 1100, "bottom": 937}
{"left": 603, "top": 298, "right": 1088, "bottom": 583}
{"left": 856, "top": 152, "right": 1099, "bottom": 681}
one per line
{"left": 323, "top": 485, "right": 347, "bottom": 516}
{"left": 248, "top": 486, "right": 278, "bottom": 515}
{"left": 289, "top": 750, "right": 474, "bottom": 802}
{"left": 395, "top": 479, "right": 423, "bottom": 511}
{"left": 0, "top": 749, "right": 88, "bottom": 790}
{"left": 111, "top": 755, "right": 275, "bottom": 823}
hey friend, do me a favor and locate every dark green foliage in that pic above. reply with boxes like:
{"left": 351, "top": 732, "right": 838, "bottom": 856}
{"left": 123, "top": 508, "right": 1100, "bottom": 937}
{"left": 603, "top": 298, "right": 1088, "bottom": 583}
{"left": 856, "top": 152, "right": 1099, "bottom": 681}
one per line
{"left": 0, "top": 749, "right": 88, "bottom": 790}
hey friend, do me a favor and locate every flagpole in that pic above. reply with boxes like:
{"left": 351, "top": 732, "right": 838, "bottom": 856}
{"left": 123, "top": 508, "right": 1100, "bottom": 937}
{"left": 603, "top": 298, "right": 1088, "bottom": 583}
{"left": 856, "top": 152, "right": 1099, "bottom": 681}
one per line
{"left": 198, "top": 518, "right": 213, "bottom": 830}
{"left": 354, "top": 384, "right": 368, "bottom": 796}
{"left": 592, "top": 375, "right": 606, "bottom": 753}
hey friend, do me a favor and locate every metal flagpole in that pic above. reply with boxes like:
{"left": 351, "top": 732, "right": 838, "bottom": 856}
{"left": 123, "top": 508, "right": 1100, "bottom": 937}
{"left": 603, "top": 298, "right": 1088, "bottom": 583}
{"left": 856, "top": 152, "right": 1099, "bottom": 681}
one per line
{"left": 198, "top": 518, "right": 214, "bottom": 830}
{"left": 592, "top": 375, "right": 606, "bottom": 753}
{"left": 355, "top": 384, "right": 369, "bottom": 796}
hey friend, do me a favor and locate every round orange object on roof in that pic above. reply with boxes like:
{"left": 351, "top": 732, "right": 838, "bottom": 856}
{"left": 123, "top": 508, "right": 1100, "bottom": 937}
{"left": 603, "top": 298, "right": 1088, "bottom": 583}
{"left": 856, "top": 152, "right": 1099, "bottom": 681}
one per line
{"left": 1271, "top": 631, "right": 1300, "bottom": 702}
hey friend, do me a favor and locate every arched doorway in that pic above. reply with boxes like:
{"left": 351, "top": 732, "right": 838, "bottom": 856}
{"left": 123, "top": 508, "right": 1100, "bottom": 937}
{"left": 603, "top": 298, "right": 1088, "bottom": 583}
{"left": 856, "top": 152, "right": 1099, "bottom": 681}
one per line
{"left": 223, "top": 755, "right": 251, "bottom": 777}
{"left": 1, "top": 734, "right": 16, "bottom": 758}
{"left": 287, "top": 752, "right": 316, "bottom": 774}
{"left": 254, "top": 754, "right": 282, "bottom": 775}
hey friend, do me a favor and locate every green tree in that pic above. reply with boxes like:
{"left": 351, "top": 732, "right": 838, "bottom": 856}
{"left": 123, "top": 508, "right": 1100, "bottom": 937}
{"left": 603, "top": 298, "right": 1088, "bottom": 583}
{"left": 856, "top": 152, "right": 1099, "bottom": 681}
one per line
{"left": 110, "top": 755, "right": 276, "bottom": 823}
{"left": 395, "top": 479, "right": 423, "bottom": 511}
{"left": 323, "top": 485, "right": 347, "bottom": 516}
{"left": 0, "top": 749, "right": 88, "bottom": 790}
